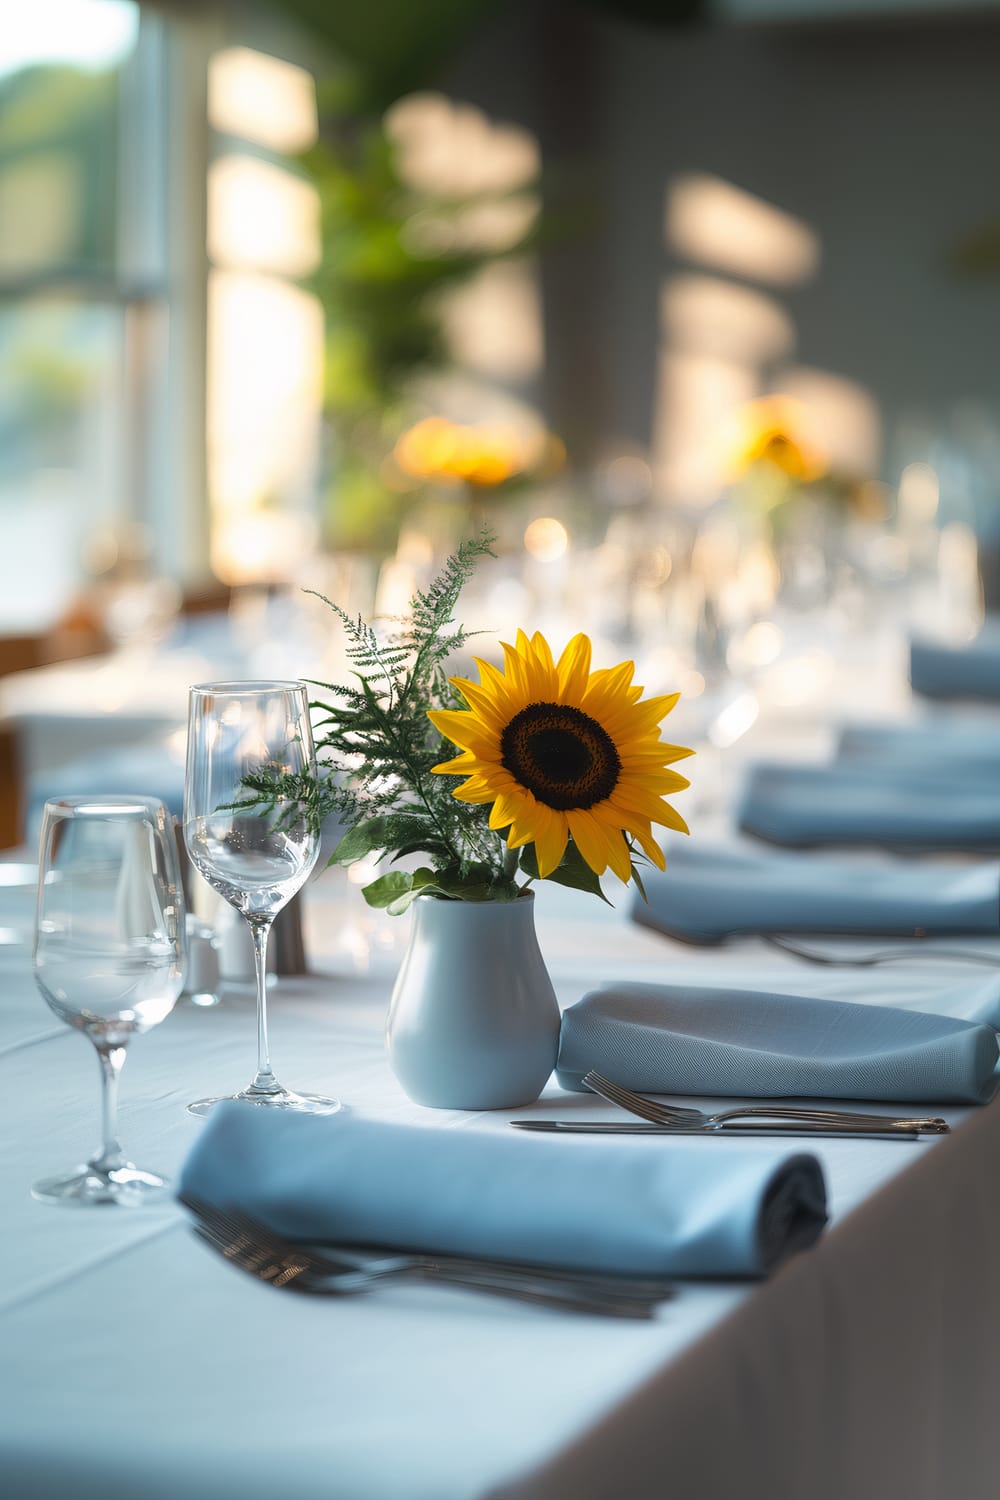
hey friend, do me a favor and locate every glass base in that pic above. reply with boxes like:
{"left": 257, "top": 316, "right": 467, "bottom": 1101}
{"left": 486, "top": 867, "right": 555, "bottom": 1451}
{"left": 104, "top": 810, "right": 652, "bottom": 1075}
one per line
{"left": 32, "top": 1162, "right": 170, "bottom": 1207}
{"left": 187, "top": 1087, "right": 341, "bottom": 1117}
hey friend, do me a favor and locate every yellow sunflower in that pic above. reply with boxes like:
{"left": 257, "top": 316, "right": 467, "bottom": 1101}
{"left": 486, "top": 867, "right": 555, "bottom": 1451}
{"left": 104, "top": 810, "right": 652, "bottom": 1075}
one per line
{"left": 428, "top": 630, "right": 692, "bottom": 883}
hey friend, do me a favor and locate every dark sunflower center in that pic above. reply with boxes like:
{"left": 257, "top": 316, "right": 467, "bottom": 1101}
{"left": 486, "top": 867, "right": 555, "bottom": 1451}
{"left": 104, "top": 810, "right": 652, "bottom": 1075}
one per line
{"left": 500, "top": 701, "right": 621, "bottom": 811}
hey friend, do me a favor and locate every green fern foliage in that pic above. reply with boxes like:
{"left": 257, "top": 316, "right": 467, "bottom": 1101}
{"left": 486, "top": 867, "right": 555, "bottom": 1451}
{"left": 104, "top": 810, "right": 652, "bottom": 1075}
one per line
{"left": 239, "top": 532, "right": 517, "bottom": 910}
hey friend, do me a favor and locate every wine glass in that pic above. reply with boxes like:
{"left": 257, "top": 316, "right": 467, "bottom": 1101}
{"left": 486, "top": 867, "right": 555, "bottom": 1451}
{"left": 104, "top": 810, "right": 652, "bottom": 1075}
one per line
{"left": 183, "top": 680, "right": 339, "bottom": 1115}
{"left": 32, "top": 795, "right": 185, "bottom": 1206}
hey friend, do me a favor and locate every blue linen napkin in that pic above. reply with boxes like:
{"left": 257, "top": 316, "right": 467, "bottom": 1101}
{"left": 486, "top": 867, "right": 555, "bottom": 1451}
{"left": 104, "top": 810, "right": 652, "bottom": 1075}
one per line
{"left": 555, "top": 982, "right": 999, "bottom": 1103}
{"left": 910, "top": 626, "right": 1000, "bottom": 701}
{"left": 837, "top": 718, "right": 1000, "bottom": 768}
{"left": 26, "top": 732, "right": 185, "bottom": 840}
{"left": 737, "top": 759, "right": 1000, "bottom": 851}
{"left": 178, "top": 1103, "right": 828, "bottom": 1278}
{"left": 631, "top": 843, "right": 1000, "bottom": 944}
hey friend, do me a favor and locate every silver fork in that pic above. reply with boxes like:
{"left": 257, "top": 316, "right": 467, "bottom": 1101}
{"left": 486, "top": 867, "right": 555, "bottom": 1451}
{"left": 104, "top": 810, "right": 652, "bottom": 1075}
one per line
{"left": 762, "top": 934, "right": 1000, "bottom": 969}
{"left": 180, "top": 1194, "right": 672, "bottom": 1319}
{"left": 582, "top": 1071, "right": 950, "bottom": 1135}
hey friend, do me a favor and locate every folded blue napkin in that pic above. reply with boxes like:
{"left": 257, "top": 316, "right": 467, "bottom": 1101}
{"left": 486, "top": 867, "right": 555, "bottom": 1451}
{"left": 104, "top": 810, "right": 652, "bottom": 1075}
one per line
{"left": 26, "top": 733, "right": 185, "bottom": 840}
{"left": 556, "top": 982, "right": 999, "bottom": 1103}
{"left": 632, "top": 843, "right": 1000, "bottom": 944}
{"left": 910, "top": 625, "right": 1000, "bottom": 702}
{"left": 178, "top": 1103, "right": 828, "bottom": 1277}
{"left": 837, "top": 718, "right": 1000, "bottom": 768}
{"left": 738, "top": 759, "right": 1000, "bottom": 851}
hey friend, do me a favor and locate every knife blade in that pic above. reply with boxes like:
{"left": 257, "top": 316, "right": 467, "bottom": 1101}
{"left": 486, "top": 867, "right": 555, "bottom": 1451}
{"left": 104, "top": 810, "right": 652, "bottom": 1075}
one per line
{"left": 510, "top": 1120, "right": 926, "bottom": 1139}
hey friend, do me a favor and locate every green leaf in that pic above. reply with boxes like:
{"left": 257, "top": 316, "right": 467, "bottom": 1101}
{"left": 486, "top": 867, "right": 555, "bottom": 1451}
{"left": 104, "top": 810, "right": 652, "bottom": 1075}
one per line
{"left": 391, "top": 840, "right": 452, "bottom": 864}
{"left": 360, "top": 869, "right": 415, "bottom": 908}
{"left": 387, "top": 866, "right": 444, "bottom": 914}
{"left": 630, "top": 861, "right": 648, "bottom": 905}
{"left": 362, "top": 865, "right": 458, "bottom": 914}
{"left": 431, "top": 866, "right": 518, "bottom": 903}
{"left": 329, "top": 813, "right": 443, "bottom": 866}
{"left": 519, "top": 839, "right": 613, "bottom": 905}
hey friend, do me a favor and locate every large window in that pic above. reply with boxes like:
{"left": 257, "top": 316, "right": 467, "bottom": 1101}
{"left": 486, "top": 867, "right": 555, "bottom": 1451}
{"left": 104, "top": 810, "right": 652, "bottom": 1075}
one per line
{"left": 0, "top": 1, "right": 180, "bottom": 630}
{"left": 0, "top": 3, "right": 331, "bottom": 628}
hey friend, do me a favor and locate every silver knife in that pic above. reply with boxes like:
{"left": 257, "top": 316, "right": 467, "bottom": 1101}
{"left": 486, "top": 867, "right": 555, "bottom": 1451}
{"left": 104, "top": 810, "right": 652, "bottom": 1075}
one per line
{"left": 510, "top": 1120, "right": 926, "bottom": 1139}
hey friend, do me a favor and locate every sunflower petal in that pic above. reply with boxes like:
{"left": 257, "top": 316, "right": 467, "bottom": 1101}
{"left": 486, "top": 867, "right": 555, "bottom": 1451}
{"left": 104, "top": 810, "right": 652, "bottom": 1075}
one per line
{"left": 501, "top": 639, "right": 532, "bottom": 701}
{"left": 451, "top": 777, "right": 504, "bottom": 804}
{"left": 564, "top": 808, "right": 611, "bottom": 877}
{"left": 653, "top": 801, "right": 691, "bottom": 835}
{"left": 555, "top": 633, "right": 592, "bottom": 700}
{"left": 448, "top": 677, "right": 507, "bottom": 726}
{"left": 430, "top": 753, "right": 478, "bottom": 775}
{"left": 531, "top": 805, "right": 570, "bottom": 879}
{"left": 487, "top": 787, "right": 531, "bottom": 831}
{"left": 569, "top": 808, "right": 633, "bottom": 883}
{"left": 469, "top": 655, "right": 514, "bottom": 700}
{"left": 427, "top": 709, "right": 497, "bottom": 758}
{"left": 628, "top": 819, "right": 668, "bottom": 870}
{"left": 529, "top": 631, "right": 554, "bottom": 674}
{"left": 610, "top": 785, "right": 690, "bottom": 826}
{"left": 581, "top": 661, "right": 635, "bottom": 717}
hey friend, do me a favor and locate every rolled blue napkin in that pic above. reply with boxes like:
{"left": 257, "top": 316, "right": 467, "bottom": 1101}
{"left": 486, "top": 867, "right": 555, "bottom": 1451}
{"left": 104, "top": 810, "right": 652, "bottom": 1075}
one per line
{"left": 837, "top": 718, "right": 1000, "bottom": 768}
{"left": 738, "top": 759, "right": 1000, "bottom": 851}
{"left": 26, "top": 733, "right": 185, "bottom": 840}
{"left": 178, "top": 1103, "right": 828, "bottom": 1277}
{"left": 910, "top": 626, "right": 1000, "bottom": 701}
{"left": 556, "top": 982, "right": 999, "bottom": 1103}
{"left": 632, "top": 843, "right": 1000, "bottom": 944}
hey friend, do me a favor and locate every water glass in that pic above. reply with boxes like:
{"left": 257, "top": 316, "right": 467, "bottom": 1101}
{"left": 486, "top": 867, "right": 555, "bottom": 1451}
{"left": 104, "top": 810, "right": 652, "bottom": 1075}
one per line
{"left": 32, "top": 795, "right": 186, "bottom": 1206}
{"left": 183, "top": 680, "right": 339, "bottom": 1114}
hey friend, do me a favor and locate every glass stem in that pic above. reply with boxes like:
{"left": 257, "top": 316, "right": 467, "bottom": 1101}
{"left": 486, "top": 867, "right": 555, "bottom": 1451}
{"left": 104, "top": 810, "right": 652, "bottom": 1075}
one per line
{"left": 91, "top": 1044, "right": 128, "bottom": 1174}
{"left": 248, "top": 916, "right": 279, "bottom": 1095}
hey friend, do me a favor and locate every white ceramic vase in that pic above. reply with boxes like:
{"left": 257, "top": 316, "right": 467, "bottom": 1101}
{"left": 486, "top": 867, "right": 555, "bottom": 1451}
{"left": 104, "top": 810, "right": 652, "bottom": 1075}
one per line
{"left": 386, "top": 892, "right": 561, "bottom": 1109}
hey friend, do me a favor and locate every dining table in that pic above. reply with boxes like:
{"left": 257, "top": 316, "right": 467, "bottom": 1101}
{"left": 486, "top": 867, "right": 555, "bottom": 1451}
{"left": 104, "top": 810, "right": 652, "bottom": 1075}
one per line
{"left": 4, "top": 836, "right": 1000, "bottom": 1500}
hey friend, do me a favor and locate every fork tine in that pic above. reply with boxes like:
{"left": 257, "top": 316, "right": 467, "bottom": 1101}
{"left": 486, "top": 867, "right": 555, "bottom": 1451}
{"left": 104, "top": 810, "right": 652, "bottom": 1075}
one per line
{"left": 583, "top": 1071, "right": 691, "bottom": 1123}
{"left": 763, "top": 934, "right": 1000, "bottom": 969}
{"left": 581, "top": 1072, "right": 947, "bottom": 1134}
{"left": 183, "top": 1196, "right": 663, "bottom": 1316}
{"left": 184, "top": 1198, "right": 323, "bottom": 1289}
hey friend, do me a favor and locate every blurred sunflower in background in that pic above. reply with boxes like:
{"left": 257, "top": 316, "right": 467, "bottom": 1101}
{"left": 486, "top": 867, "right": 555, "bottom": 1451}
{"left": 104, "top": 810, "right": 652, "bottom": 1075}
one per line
{"left": 724, "top": 395, "right": 829, "bottom": 488}
{"left": 429, "top": 630, "right": 693, "bottom": 883}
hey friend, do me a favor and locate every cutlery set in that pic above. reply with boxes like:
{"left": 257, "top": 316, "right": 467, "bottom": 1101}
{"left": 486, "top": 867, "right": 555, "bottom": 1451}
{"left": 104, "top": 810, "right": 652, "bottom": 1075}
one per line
{"left": 180, "top": 1193, "right": 675, "bottom": 1318}
{"left": 762, "top": 933, "right": 1000, "bottom": 969}
{"left": 511, "top": 1070, "right": 951, "bottom": 1139}
{"left": 183, "top": 1070, "right": 952, "bottom": 1313}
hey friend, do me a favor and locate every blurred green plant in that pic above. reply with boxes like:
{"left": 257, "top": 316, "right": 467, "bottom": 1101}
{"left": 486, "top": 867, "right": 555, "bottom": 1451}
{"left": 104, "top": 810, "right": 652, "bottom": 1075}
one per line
{"left": 260, "top": 0, "right": 560, "bottom": 555}
{"left": 0, "top": 65, "right": 120, "bottom": 272}
{"left": 274, "top": 0, "right": 714, "bottom": 558}
{"left": 300, "top": 92, "right": 545, "bottom": 555}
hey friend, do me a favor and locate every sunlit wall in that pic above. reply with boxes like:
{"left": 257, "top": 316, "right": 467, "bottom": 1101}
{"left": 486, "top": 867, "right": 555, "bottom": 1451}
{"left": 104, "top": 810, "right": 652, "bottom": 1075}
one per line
{"left": 205, "top": 45, "right": 324, "bottom": 586}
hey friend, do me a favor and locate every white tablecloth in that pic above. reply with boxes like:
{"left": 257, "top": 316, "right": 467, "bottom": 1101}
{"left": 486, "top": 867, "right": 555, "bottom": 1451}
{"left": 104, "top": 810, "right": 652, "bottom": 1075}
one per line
{"left": 3, "top": 871, "right": 1000, "bottom": 1500}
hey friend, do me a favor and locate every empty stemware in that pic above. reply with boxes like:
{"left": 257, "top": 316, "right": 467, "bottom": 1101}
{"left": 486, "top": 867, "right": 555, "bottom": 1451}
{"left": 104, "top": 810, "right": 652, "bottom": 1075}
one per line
{"left": 32, "top": 795, "right": 186, "bottom": 1206}
{"left": 183, "top": 680, "right": 339, "bottom": 1115}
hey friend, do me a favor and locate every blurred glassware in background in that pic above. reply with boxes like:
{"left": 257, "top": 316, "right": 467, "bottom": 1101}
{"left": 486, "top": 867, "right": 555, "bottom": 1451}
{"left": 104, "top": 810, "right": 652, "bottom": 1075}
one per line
{"left": 0, "top": 862, "right": 41, "bottom": 947}
{"left": 182, "top": 914, "right": 222, "bottom": 1009}
{"left": 83, "top": 522, "right": 181, "bottom": 651}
